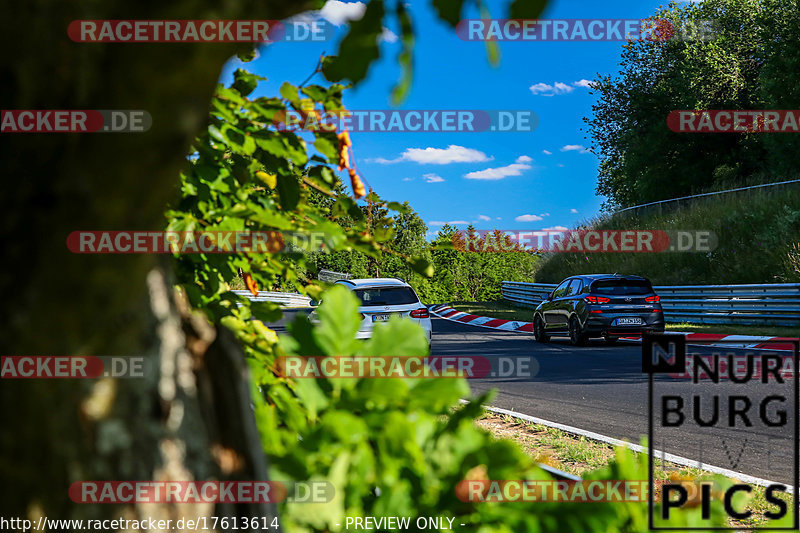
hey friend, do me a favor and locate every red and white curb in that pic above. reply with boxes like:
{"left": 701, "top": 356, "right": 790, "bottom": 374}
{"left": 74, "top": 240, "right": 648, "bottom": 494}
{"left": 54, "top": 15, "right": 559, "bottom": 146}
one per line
{"left": 429, "top": 304, "right": 797, "bottom": 351}
{"left": 429, "top": 304, "right": 533, "bottom": 332}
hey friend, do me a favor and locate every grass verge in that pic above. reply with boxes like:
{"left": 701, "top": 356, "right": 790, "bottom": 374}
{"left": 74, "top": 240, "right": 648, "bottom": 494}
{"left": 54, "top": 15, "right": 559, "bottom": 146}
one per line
{"left": 476, "top": 411, "right": 794, "bottom": 529}
{"left": 533, "top": 185, "right": 800, "bottom": 285}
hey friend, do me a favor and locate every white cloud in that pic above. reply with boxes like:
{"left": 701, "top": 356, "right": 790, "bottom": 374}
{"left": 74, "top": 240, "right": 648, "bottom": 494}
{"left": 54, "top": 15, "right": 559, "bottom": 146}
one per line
{"left": 429, "top": 220, "right": 469, "bottom": 226}
{"left": 423, "top": 173, "right": 445, "bottom": 183}
{"left": 557, "top": 163, "right": 565, "bottom": 168}
{"left": 542, "top": 150, "right": 552, "bottom": 155}
{"left": 540, "top": 213, "right": 550, "bottom": 217}
{"left": 515, "top": 155, "right": 533, "bottom": 163}
{"left": 464, "top": 160, "right": 532, "bottom": 180}
{"left": 573, "top": 79, "right": 595, "bottom": 88}
{"left": 380, "top": 27, "right": 399, "bottom": 43}
{"left": 477, "top": 215, "right": 491, "bottom": 221}
{"left": 543, "top": 226, "right": 569, "bottom": 231}
{"left": 529, "top": 80, "right": 595, "bottom": 96}
{"left": 402, "top": 177, "right": 414, "bottom": 181}
{"left": 319, "top": 0, "right": 366, "bottom": 25}
{"left": 496, "top": 217, "right": 501, "bottom": 220}
{"left": 515, "top": 214, "right": 543, "bottom": 222}
{"left": 561, "top": 144, "right": 590, "bottom": 154}
{"left": 570, "top": 208, "right": 579, "bottom": 213}
{"left": 369, "top": 145, "right": 492, "bottom": 165}
{"left": 529, "top": 82, "right": 574, "bottom": 96}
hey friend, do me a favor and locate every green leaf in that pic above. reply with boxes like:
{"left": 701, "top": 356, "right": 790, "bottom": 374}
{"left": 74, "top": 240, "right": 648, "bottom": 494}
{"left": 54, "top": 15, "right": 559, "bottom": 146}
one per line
{"left": 313, "top": 285, "right": 362, "bottom": 356}
{"left": 280, "top": 81, "right": 301, "bottom": 106}
{"left": 215, "top": 85, "right": 246, "bottom": 105}
{"left": 291, "top": 377, "right": 329, "bottom": 420}
{"left": 276, "top": 173, "right": 301, "bottom": 211}
{"left": 410, "top": 257, "right": 434, "bottom": 277}
{"left": 373, "top": 225, "right": 395, "bottom": 241}
{"left": 509, "top": 0, "right": 548, "bottom": 20}
{"left": 252, "top": 97, "right": 286, "bottom": 122}
{"left": 407, "top": 378, "right": 469, "bottom": 412}
{"left": 232, "top": 68, "right": 265, "bottom": 97}
{"left": 387, "top": 201, "right": 410, "bottom": 213}
{"left": 300, "top": 84, "right": 329, "bottom": 102}
{"left": 313, "top": 132, "right": 339, "bottom": 162}
{"left": 210, "top": 98, "right": 236, "bottom": 123}
{"left": 208, "top": 125, "right": 226, "bottom": 145}
{"left": 322, "top": 0, "right": 385, "bottom": 84}
{"left": 362, "top": 317, "right": 428, "bottom": 356}
{"left": 333, "top": 196, "right": 365, "bottom": 221}
{"left": 391, "top": 2, "right": 415, "bottom": 105}
{"left": 221, "top": 124, "right": 256, "bottom": 155}
{"left": 236, "top": 45, "right": 258, "bottom": 62}
{"left": 308, "top": 165, "right": 337, "bottom": 187}
{"left": 485, "top": 39, "right": 500, "bottom": 67}
{"left": 250, "top": 301, "right": 283, "bottom": 322}
{"left": 285, "top": 314, "right": 325, "bottom": 357}
{"left": 431, "top": 0, "right": 464, "bottom": 27}
{"left": 254, "top": 131, "right": 308, "bottom": 167}
{"left": 481, "top": 3, "right": 500, "bottom": 67}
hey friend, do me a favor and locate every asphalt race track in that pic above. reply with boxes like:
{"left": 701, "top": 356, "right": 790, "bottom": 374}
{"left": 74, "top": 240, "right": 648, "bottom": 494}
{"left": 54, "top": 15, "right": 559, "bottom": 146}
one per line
{"left": 430, "top": 315, "right": 797, "bottom": 486}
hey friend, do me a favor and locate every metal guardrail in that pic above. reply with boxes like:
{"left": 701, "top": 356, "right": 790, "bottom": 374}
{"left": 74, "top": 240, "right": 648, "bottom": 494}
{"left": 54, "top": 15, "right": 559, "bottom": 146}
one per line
{"left": 318, "top": 269, "right": 352, "bottom": 282}
{"left": 501, "top": 281, "right": 800, "bottom": 326}
{"left": 231, "top": 290, "right": 312, "bottom": 307}
{"left": 613, "top": 178, "right": 800, "bottom": 217}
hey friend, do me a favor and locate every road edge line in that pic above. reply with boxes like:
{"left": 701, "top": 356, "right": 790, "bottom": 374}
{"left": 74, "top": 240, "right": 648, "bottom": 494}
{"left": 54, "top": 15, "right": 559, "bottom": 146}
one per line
{"left": 468, "top": 400, "right": 794, "bottom": 494}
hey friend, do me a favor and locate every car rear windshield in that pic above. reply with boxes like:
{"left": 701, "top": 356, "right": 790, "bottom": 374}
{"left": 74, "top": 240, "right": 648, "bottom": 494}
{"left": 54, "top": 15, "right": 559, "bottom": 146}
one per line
{"left": 591, "top": 279, "right": 653, "bottom": 295}
{"left": 354, "top": 287, "right": 419, "bottom": 306}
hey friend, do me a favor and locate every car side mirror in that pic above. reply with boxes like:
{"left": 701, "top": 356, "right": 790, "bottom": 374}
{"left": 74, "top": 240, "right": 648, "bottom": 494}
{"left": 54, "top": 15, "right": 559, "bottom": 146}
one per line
{"left": 546, "top": 292, "right": 554, "bottom": 301}
{"left": 309, "top": 300, "right": 319, "bottom": 307}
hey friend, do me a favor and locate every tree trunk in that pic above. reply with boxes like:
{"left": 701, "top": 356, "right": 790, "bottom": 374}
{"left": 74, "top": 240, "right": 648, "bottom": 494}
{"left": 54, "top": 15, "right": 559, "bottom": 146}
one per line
{"left": 1, "top": 0, "right": 315, "bottom": 526}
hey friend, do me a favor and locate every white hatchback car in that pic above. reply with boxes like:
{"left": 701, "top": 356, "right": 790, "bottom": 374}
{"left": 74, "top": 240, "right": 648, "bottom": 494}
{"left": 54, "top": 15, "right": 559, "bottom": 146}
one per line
{"left": 334, "top": 278, "right": 432, "bottom": 347}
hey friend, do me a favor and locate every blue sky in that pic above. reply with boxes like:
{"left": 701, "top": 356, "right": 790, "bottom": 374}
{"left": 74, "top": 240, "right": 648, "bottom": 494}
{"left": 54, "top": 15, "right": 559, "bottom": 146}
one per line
{"left": 220, "top": 0, "right": 687, "bottom": 237}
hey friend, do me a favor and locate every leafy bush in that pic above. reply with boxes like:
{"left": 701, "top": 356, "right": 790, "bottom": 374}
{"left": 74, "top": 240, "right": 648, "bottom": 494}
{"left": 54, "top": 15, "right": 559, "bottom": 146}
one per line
{"left": 167, "top": 66, "right": 735, "bottom": 531}
{"left": 535, "top": 186, "right": 800, "bottom": 285}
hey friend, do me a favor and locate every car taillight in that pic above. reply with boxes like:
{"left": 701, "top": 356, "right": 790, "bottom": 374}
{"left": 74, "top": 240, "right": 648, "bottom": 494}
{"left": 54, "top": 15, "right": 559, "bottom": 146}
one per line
{"left": 589, "top": 310, "right": 603, "bottom": 314}
{"left": 410, "top": 308, "right": 429, "bottom": 319}
{"left": 645, "top": 295, "right": 660, "bottom": 303}
{"left": 584, "top": 295, "right": 610, "bottom": 304}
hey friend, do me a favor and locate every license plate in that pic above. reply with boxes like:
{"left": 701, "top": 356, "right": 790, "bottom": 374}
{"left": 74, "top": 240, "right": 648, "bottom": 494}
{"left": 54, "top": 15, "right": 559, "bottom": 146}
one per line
{"left": 372, "top": 314, "right": 391, "bottom": 322}
{"left": 614, "top": 317, "right": 643, "bottom": 326}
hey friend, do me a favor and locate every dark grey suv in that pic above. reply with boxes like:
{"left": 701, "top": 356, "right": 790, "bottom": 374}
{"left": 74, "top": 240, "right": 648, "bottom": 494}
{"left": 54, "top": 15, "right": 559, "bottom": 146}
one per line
{"left": 532, "top": 274, "right": 665, "bottom": 346}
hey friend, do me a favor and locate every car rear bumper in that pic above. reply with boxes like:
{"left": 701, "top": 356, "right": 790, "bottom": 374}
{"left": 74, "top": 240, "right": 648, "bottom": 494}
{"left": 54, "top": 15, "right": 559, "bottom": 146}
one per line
{"left": 356, "top": 319, "right": 432, "bottom": 343}
{"left": 583, "top": 312, "right": 665, "bottom": 337}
